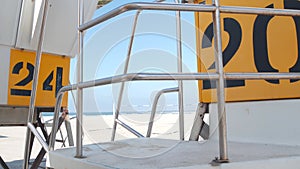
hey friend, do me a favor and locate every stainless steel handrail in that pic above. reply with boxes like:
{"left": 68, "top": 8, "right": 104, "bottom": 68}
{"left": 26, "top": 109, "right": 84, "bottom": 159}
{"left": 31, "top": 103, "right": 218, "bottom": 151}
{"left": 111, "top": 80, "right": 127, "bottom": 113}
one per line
{"left": 111, "top": 9, "right": 142, "bottom": 141}
{"left": 49, "top": 71, "right": 300, "bottom": 149}
{"left": 147, "top": 87, "right": 179, "bottom": 137}
{"left": 115, "top": 119, "right": 145, "bottom": 138}
{"left": 23, "top": 0, "right": 50, "bottom": 168}
{"left": 48, "top": 1, "right": 300, "bottom": 163}
{"left": 79, "top": 3, "right": 216, "bottom": 31}
{"left": 28, "top": 122, "right": 49, "bottom": 153}
{"left": 111, "top": 0, "right": 170, "bottom": 141}
{"left": 49, "top": 72, "right": 218, "bottom": 150}
{"left": 220, "top": 6, "right": 300, "bottom": 16}
{"left": 76, "top": 0, "right": 84, "bottom": 158}
{"left": 112, "top": 0, "right": 176, "bottom": 142}
{"left": 79, "top": 2, "right": 300, "bottom": 32}
{"left": 212, "top": 0, "right": 228, "bottom": 162}
{"left": 225, "top": 73, "right": 300, "bottom": 79}
{"left": 175, "top": 0, "right": 185, "bottom": 141}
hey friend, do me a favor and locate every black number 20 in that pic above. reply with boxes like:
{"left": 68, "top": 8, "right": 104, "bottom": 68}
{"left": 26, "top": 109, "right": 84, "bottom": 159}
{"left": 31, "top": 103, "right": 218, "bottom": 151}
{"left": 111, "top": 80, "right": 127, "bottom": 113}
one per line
{"left": 201, "top": 17, "right": 244, "bottom": 89}
{"left": 201, "top": 0, "right": 300, "bottom": 90}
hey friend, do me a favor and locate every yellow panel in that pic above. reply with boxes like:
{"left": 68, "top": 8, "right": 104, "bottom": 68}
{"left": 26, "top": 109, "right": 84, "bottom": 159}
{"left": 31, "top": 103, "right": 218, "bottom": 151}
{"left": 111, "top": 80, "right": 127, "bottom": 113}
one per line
{"left": 195, "top": 0, "right": 300, "bottom": 102}
{"left": 7, "top": 49, "right": 70, "bottom": 107}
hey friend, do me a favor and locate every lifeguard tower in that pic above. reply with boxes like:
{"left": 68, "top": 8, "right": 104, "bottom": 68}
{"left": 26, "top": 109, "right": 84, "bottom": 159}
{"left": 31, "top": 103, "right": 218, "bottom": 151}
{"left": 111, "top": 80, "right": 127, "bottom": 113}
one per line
{"left": 0, "top": 0, "right": 97, "bottom": 168}
{"left": 15, "top": 0, "right": 300, "bottom": 169}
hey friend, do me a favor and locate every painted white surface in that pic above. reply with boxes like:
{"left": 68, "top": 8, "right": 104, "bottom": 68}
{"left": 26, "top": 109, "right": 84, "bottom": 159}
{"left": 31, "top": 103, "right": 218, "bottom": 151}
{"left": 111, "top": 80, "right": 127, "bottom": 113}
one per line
{"left": 0, "top": 46, "right": 11, "bottom": 105}
{"left": 16, "top": 0, "right": 97, "bottom": 57}
{"left": 209, "top": 99, "right": 300, "bottom": 146}
{"left": 0, "top": 0, "right": 22, "bottom": 46}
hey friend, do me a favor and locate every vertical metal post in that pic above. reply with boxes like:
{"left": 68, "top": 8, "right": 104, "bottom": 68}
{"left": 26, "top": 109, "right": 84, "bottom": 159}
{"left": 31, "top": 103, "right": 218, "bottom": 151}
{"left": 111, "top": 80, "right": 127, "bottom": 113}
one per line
{"left": 212, "top": 0, "right": 229, "bottom": 162}
{"left": 111, "top": 10, "right": 141, "bottom": 141}
{"left": 49, "top": 93, "right": 64, "bottom": 150}
{"left": 23, "top": 0, "right": 49, "bottom": 168}
{"left": 76, "top": 0, "right": 84, "bottom": 158}
{"left": 175, "top": 0, "right": 184, "bottom": 141}
{"left": 65, "top": 114, "right": 74, "bottom": 146}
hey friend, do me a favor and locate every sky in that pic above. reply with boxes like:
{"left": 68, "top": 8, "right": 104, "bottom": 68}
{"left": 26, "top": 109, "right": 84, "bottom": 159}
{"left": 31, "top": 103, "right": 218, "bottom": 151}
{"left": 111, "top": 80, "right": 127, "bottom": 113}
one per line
{"left": 68, "top": 0, "right": 199, "bottom": 113}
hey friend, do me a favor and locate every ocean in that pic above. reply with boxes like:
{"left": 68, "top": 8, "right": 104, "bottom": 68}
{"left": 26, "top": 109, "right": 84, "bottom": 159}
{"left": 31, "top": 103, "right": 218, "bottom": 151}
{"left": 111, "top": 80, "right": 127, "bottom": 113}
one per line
{"left": 41, "top": 110, "right": 181, "bottom": 117}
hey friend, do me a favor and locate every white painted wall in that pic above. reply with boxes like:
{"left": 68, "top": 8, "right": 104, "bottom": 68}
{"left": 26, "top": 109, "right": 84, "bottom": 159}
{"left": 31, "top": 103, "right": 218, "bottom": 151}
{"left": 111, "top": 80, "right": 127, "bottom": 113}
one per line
{"left": 0, "top": 46, "right": 11, "bottom": 105}
{"left": 16, "top": 0, "right": 97, "bottom": 57}
{"left": 209, "top": 99, "right": 300, "bottom": 146}
{"left": 0, "top": 0, "right": 22, "bottom": 46}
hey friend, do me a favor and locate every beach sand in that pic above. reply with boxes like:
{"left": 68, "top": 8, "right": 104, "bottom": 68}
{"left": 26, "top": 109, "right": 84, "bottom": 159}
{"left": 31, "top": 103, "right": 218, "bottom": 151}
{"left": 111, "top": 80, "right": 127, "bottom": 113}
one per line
{"left": 0, "top": 112, "right": 199, "bottom": 168}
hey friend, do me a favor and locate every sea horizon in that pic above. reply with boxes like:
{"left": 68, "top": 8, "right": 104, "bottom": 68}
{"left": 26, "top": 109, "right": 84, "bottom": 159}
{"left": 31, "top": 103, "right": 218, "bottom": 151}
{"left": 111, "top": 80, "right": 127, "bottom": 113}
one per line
{"left": 41, "top": 110, "right": 191, "bottom": 117}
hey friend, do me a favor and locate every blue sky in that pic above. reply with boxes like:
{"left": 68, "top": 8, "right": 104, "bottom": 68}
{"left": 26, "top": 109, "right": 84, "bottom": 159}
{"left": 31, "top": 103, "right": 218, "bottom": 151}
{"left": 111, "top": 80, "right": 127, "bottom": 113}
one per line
{"left": 68, "top": 0, "right": 199, "bottom": 113}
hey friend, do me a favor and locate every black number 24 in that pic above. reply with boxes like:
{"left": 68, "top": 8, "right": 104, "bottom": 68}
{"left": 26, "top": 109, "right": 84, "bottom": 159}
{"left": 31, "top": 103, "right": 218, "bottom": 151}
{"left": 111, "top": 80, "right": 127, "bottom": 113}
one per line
{"left": 10, "top": 61, "right": 63, "bottom": 97}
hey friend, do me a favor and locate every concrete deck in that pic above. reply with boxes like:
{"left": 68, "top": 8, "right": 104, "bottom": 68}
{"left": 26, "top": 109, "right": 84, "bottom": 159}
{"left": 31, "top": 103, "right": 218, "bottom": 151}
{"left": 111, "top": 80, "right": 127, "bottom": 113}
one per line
{"left": 48, "top": 138, "right": 300, "bottom": 169}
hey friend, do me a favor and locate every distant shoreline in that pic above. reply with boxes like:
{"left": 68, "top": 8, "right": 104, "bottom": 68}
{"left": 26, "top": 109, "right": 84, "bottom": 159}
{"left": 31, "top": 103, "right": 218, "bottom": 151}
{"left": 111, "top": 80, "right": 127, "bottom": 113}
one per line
{"left": 41, "top": 111, "right": 195, "bottom": 117}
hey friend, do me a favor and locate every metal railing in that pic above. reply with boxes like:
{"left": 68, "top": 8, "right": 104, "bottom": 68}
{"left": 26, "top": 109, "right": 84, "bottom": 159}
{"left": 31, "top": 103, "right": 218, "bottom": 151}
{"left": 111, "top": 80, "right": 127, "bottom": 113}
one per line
{"left": 147, "top": 87, "right": 179, "bottom": 137}
{"left": 175, "top": 0, "right": 185, "bottom": 141}
{"left": 23, "top": 0, "right": 49, "bottom": 168}
{"left": 111, "top": 0, "right": 186, "bottom": 142}
{"left": 48, "top": 1, "right": 300, "bottom": 163}
{"left": 111, "top": 8, "right": 141, "bottom": 141}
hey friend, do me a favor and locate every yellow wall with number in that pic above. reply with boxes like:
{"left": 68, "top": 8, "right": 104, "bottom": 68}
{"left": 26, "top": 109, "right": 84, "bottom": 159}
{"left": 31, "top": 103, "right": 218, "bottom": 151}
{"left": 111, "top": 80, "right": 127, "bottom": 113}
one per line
{"left": 8, "top": 49, "right": 69, "bottom": 107}
{"left": 195, "top": 0, "right": 300, "bottom": 102}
